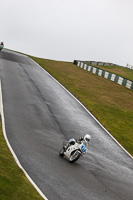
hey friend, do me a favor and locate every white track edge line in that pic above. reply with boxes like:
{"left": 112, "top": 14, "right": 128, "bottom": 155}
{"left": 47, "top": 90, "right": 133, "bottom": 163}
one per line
{"left": 30, "top": 57, "right": 133, "bottom": 160}
{"left": 0, "top": 80, "right": 48, "bottom": 200}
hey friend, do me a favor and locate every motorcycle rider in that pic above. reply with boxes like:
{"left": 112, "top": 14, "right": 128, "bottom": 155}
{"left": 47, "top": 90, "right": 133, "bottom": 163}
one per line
{"left": 64, "top": 134, "right": 91, "bottom": 151}
{"left": 0, "top": 42, "right": 4, "bottom": 51}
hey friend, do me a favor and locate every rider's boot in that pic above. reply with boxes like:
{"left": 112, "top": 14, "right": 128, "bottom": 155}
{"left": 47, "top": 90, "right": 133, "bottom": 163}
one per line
{"left": 63, "top": 143, "right": 69, "bottom": 151}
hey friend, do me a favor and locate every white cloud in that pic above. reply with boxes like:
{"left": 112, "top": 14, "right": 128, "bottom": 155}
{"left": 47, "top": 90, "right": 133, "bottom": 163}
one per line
{"left": 1, "top": 0, "right": 133, "bottom": 66}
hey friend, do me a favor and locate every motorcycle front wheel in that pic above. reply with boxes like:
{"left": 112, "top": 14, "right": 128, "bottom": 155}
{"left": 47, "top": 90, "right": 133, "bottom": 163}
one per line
{"left": 59, "top": 147, "right": 65, "bottom": 157}
{"left": 69, "top": 151, "right": 81, "bottom": 163}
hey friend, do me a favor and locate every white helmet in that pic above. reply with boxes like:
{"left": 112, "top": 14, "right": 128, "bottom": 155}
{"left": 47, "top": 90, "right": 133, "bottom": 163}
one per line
{"left": 84, "top": 134, "right": 91, "bottom": 142}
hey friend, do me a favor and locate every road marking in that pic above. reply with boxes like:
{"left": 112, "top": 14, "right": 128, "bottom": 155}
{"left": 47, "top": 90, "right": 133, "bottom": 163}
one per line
{"left": 0, "top": 79, "right": 48, "bottom": 200}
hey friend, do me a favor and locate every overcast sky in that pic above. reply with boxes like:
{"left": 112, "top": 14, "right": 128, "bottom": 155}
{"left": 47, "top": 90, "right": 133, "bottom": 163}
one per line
{"left": 1, "top": 0, "right": 133, "bottom": 66}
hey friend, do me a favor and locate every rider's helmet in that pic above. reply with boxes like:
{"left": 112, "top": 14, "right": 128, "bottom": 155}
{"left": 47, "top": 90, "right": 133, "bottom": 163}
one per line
{"left": 84, "top": 134, "right": 91, "bottom": 142}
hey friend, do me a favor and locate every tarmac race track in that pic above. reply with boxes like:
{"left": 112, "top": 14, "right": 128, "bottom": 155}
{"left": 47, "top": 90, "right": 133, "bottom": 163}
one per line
{"left": 0, "top": 49, "right": 133, "bottom": 200}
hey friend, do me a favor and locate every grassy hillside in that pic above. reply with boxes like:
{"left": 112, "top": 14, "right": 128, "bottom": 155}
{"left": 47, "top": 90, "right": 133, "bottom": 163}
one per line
{"left": 30, "top": 56, "right": 133, "bottom": 156}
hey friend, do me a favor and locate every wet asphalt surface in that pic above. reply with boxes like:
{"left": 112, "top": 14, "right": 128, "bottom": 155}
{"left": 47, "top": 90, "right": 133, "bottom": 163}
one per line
{"left": 0, "top": 49, "right": 133, "bottom": 200}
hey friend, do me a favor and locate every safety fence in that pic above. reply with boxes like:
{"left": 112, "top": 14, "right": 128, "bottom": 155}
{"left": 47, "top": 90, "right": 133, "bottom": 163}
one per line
{"left": 83, "top": 61, "right": 123, "bottom": 67}
{"left": 74, "top": 60, "right": 133, "bottom": 91}
{"left": 126, "top": 63, "right": 133, "bottom": 70}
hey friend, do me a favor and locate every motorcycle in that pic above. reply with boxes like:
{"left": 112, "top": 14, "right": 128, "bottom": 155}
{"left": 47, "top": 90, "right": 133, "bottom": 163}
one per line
{"left": 59, "top": 140, "right": 88, "bottom": 163}
{"left": 0, "top": 42, "right": 4, "bottom": 51}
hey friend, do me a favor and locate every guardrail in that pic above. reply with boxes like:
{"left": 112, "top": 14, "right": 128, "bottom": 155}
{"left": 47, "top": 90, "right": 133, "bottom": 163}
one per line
{"left": 82, "top": 61, "right": 124, "bottom": 67}
{"left": 126, "top": 63, "right": 133, "bottom": 70}
{"left": 74, "top": 60, "right": 133, "bottom": 91}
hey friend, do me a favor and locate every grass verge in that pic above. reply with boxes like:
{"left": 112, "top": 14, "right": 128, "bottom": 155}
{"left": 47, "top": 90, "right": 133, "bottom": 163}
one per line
{"left": 30, "top": 56, "right": 133, "bottom": 156}
{"left": 0, "top": 120, "right": 44, "bottom": 200}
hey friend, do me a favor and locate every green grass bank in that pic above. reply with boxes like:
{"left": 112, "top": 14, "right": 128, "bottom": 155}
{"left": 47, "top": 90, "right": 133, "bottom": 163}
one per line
{"left": 30, "top": 56, "right": 133, "bottom": 156}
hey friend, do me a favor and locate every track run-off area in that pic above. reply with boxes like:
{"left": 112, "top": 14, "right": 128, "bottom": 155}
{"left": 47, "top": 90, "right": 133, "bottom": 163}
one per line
{"left": 0, "top": 49, "right": 133, "bottom": 200}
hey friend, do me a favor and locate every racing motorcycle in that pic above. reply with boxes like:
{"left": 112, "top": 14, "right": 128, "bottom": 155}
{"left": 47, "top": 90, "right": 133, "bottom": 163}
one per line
{"left": 0, "top": 42, "right": 4, "bottom": 51}
{"left": 59, "top": 140, "right": 88, "bottom": 163}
